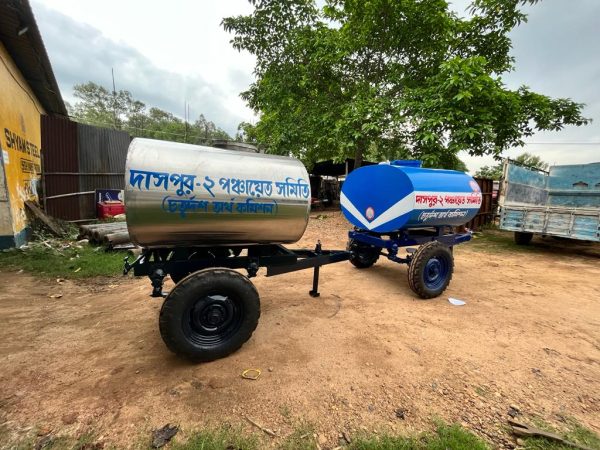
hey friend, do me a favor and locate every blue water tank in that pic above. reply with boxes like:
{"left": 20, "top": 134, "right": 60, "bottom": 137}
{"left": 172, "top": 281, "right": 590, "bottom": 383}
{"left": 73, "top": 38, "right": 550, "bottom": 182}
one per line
{"left": 341, "top": 162, "right": 482, "bottom": 232}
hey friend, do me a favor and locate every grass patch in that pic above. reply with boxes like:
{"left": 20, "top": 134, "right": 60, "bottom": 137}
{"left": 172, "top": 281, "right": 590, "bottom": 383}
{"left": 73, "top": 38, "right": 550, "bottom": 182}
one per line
{"left": 519, "top": 418, "right": 600, "bottom": 450}
{"left": 278, "top": 422, "right": 316, "bottom": 450}
{"left": 40, "top": 432, "right": 99, "bottom": 450}
{"left": 170, "top": 423, "right": 316, "bottom": 450}
{"left": 467, "top": 229, "right": 537, "bottom": 253}
{"left": 466, "top": 229, "right": 600, "bottom": 259}
{"left": 349, "top": 422, "right": 489, "bottom": 450}
{"left": 564, "top": 423, "right": 600, "bottom": 449}
{"left": 0, "top": 425, "right": 100, "bottom": 450}
{"left": 0, "top": 241, "right": 124, "bottom": 278}
{"left": 170, "top": 426, "right": 259, "bottom": 450}
{"left": 279, "top": 404, "right": 292, "bottom": 421}
{"left": 14, "top": 421, "right": 578, "bottom": 450}
{"left": 141, "top": 422, "right": 490, "bottom": 450}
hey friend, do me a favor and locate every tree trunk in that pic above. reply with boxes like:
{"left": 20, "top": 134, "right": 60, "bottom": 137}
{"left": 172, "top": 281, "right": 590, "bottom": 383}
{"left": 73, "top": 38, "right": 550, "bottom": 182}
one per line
{"left": 353, "top": 144, "right": 364, "bottom": 171}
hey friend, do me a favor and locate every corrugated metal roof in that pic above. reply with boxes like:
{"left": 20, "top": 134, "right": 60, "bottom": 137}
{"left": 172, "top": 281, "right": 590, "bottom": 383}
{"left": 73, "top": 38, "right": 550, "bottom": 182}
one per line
{"left": 0, "top": 0, "right": 67, "bottom": 116}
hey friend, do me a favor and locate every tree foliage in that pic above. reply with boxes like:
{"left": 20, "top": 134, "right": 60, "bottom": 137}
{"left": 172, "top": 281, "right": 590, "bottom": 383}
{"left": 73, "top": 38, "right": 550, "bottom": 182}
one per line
{"left": 513, "top": 152, "right": 548, "bottom": 171}
{"left": 474, "top": 164, "right": 503, "bottom": 180}
{"left": 69, "top": 82, "right": 231, "bottom": 144}
{"left": 474, "top": 151, "right": 548, "bottom": 179}
{"left": 223, "top": 0, "right": 589, "bottom": 169}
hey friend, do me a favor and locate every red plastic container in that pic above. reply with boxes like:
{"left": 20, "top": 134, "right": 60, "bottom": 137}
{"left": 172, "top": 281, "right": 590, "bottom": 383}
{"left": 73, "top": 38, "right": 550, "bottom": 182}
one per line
{"left": 97, "top": 201, "right": 125, "bottom": 219}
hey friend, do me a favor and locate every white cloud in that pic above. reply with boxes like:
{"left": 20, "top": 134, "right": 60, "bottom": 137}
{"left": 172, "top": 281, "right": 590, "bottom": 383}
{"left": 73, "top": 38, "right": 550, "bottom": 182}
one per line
{"left": 33, "top": 0, "right": 256, "bottom": 135}
{"left": 452, "top": 0, "right": 600, "bottom": 172}
{"left": 33, "top": 0, "right": 600, "bottom": 169}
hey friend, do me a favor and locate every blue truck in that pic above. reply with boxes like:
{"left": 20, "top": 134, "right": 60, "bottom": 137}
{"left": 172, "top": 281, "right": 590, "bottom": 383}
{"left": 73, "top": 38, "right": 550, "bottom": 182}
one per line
{"left": 499, "top": 160, "right": 600, "bottom": 244}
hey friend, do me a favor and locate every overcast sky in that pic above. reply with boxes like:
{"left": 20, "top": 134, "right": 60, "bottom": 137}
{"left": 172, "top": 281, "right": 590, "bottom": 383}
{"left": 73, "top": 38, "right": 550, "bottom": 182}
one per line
{"left": 33, "top": 0, "right": 599, "bottom": 173}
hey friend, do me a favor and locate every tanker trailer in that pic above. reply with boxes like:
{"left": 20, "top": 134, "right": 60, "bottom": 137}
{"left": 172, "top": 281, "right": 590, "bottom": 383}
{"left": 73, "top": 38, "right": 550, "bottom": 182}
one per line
{"left": 340, "top": 160, "right": 482, "bottom": 298}
{"left": 123, "top": 138, "right": 350, "bottom": 361}
{"left": 123, "top": 141, "right": 480, "bottom": 362}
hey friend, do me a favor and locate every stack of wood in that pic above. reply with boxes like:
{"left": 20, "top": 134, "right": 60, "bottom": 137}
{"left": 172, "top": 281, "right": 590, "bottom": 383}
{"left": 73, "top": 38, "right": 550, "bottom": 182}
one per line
{"left": 78, "top": 221, "right": 133, "bottom": 249}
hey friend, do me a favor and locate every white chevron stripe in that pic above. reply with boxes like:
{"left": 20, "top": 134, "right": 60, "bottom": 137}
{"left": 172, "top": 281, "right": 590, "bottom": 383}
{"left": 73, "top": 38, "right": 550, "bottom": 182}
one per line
{"left": 340, "top": 192, "right": 371, "bottom": 229}
{"left": 340, "top": 192, "right": 414, "bottom": 231}
{"left": 368, "top": 193, "right": 415, "bottom": 229}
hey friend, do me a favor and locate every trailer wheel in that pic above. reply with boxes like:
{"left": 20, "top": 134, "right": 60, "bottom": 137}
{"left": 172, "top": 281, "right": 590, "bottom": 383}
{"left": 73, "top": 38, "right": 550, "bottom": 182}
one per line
{"left": 159, "top": 268, "right": 260, "bottom": 362}
{"left": 407, "top": 241, "right": 454, "bottom": 299}
{"left": 347, "top": 239, "right": 380, "bottom": 269}
{"left": 514, "top": 232, "right": 533, "bottom": 245}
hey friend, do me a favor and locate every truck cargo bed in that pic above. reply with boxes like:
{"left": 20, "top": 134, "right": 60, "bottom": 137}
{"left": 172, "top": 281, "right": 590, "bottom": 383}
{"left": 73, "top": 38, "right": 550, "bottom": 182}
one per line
{"left": 499, "top": 161, "right": 600, "bottom": 242}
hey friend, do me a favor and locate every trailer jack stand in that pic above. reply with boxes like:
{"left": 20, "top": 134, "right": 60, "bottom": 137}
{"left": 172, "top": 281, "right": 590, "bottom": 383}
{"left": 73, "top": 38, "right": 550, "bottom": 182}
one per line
{"left": 309, "top": 241, "right": 322, "bottom": 297}
{"left": 309, "top": 265, "right": 320, "bottom": 298}
{"left": 150, "top": 268, "right": 166, "bottom": 298}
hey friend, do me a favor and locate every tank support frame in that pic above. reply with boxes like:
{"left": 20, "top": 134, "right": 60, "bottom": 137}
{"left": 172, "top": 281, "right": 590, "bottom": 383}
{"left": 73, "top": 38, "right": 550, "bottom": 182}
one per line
{"left": 348, "top": 226, "right": 472, "bottom": 263}
{"left": 124, "top": 226, "right": 471, "bottom": 298}
{"left": 124, "top": 242, "right": 351, "bottom": 298}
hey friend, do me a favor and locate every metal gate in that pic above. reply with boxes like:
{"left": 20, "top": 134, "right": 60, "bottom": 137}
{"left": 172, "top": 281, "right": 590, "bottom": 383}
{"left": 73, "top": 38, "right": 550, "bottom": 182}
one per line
{"left": 465, "top": 177, "right": 496, "bottom": 230}
{"left": 41, "top": 116, "right": 130, "bottom": 221}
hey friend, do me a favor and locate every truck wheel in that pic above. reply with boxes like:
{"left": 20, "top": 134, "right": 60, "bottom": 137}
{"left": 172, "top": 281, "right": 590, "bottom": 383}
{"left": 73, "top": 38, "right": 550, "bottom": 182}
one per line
{"left": 347, "top": 239, "right": 380, "bottom": 269}
{"left": 514, "top": 232, "right": 533, "bottom": 245}
{"left": 159, "top": 268, "right": 260, "bottom": 362}
{"left": 407, "top": 241, "right": 454, "bottom": 299}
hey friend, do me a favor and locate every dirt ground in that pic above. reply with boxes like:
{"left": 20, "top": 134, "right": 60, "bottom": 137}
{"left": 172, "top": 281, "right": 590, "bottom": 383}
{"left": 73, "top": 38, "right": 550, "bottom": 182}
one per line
{"left": 1, "top": 213, "right": 599, "bottom": 449}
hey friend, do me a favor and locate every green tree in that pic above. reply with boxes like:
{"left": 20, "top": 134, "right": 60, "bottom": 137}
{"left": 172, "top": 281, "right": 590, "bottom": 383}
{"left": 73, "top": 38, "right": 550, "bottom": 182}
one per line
{"left": 475, "top": 164, "right": 503, "bottom": 179}
{"left": 474, "top": 152, "right": 548, "bottom": 179}
{"left": 235, "top": 121, "right": 259, "bottom": 144}
{"left": 223, "top": 0, "right": 589, "bottom": 169}
{"left": 143, "top": 107, "right": 185, "bottom": 140}
{"left": 71, "top": 82, "right": 120, "bottom": 127}
{"left": 191, "top": 114, "right": 231, "bottom": 145}
{"left": 69, "top": 82, "right": 232, "bottom": 143}
{"left": 513, "top": 152, "right": 548, "bottom": 170}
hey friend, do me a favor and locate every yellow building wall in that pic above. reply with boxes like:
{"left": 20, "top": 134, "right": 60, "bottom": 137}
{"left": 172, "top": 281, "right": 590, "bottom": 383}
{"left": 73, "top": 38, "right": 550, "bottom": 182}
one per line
{"left": 0, "top": 40, "right": 45, "bottom": 240}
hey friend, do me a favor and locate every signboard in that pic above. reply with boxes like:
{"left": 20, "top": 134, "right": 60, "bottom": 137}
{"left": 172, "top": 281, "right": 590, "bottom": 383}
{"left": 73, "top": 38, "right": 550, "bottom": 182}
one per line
{"left": 0, "top": 41, "right": 44, "bottom": 240}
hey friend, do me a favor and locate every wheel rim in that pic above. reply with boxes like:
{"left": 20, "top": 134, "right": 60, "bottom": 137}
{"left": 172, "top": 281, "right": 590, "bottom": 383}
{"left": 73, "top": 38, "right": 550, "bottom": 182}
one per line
{"left": 423, "top": 256, "right": 449, "bottom": 290}
{"left": 183, "top": 294, "right": 243, "bottom": 348}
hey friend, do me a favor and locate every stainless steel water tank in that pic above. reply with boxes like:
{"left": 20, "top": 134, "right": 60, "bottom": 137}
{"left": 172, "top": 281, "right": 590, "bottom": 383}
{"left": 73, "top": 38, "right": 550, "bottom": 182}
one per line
{"left": 124, "top": 138, "right": 310, "bottom": 247}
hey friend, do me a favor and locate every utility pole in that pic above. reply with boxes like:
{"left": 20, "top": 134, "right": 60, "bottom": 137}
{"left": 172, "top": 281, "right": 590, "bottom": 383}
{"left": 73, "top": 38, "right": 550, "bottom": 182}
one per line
{"left": 111, "top": 68, "right": 118, "bottom": 129}
{"left": 184, "top": 100, "right": 188, "bottom": 143}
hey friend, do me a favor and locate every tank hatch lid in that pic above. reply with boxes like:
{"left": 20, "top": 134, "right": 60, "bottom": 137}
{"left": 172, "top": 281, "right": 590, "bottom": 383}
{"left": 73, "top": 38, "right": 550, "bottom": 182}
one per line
{"left": 390, "top": 160, "right": 422, "bottom": 168}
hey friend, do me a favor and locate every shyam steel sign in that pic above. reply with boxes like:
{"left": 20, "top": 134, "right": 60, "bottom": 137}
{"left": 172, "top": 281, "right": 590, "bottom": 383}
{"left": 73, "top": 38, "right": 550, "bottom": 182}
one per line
{"left": 0, "top": 123, "right": 43, "bottom": 238}
{"left": 0, "top": 40, "right": 45, "bottom": 245}
{"left": 4, "top": 127, "right": 41, "bottom": 158}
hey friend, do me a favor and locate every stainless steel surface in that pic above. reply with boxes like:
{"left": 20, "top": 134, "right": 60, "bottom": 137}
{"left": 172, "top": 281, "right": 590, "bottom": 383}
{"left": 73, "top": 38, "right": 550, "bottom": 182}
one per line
{"left": 124, "top": 138, "right": 311, "bottom": 247}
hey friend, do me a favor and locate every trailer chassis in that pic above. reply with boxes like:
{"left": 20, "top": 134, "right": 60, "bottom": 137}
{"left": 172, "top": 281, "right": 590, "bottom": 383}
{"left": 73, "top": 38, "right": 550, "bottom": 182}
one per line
{"left": 123, "top": 226, "right": 471, "bottom": 362}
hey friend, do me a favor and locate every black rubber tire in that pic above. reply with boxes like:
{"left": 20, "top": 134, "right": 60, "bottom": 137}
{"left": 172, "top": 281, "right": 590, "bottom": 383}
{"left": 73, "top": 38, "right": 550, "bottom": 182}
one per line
{"left": 347, "top": 239, "right": 380, "bottom": 269}
{"left": 159, "top": 268, "right": 260, "bottom": 362}
{"left": 407, "top": 241, "right": 454, "bottom": 299}
{"left": 514, "top": 232, "right": 533, "bottom": 245}
{"left": 169, "top": 248, "right": 242, "bottom": 284}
